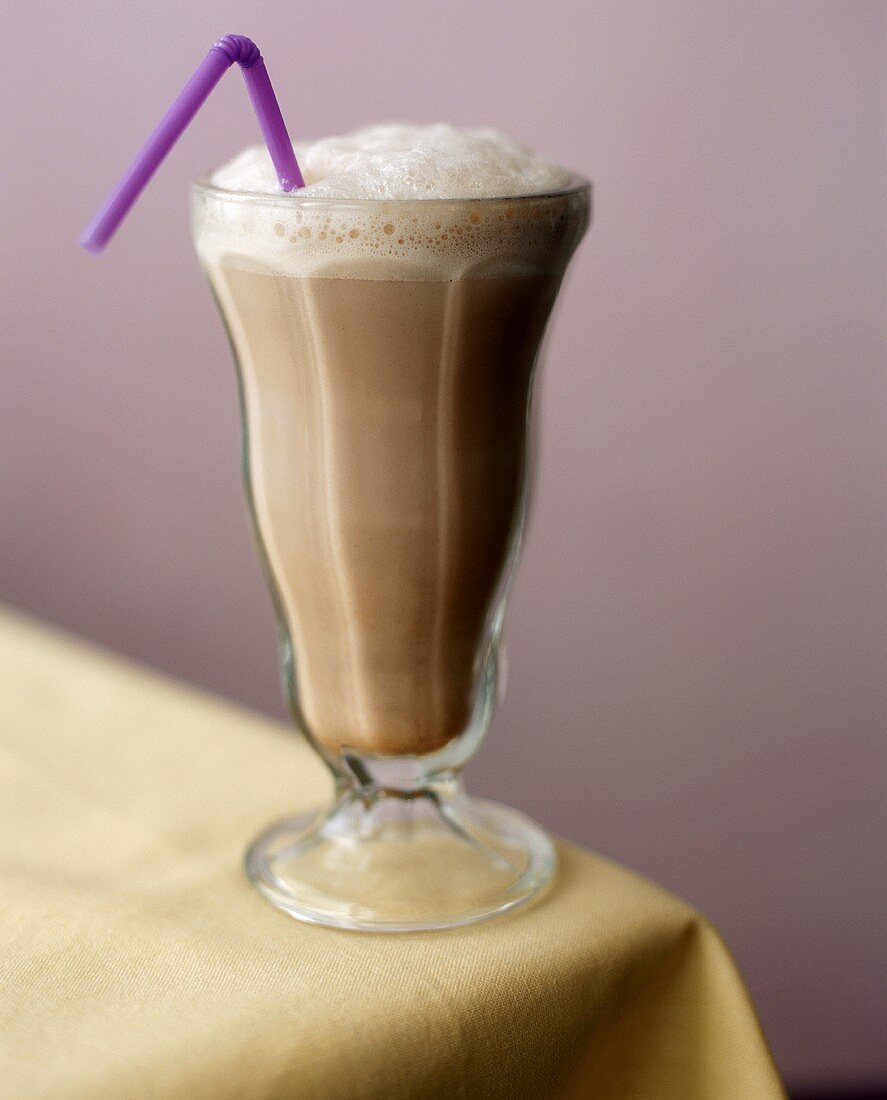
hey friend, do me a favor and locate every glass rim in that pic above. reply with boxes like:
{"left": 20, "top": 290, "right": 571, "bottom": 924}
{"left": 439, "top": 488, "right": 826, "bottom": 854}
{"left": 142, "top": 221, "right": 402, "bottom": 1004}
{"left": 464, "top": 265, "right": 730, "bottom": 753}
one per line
{"left": 192, "top": 172, "right": 591, "bottom": 208}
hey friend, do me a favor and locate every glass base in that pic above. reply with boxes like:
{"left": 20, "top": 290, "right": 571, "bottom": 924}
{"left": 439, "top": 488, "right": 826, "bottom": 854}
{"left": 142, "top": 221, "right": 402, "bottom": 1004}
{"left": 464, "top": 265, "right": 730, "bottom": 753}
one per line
{"left": 245, "top": 779, "right": 556, "bottom": 932}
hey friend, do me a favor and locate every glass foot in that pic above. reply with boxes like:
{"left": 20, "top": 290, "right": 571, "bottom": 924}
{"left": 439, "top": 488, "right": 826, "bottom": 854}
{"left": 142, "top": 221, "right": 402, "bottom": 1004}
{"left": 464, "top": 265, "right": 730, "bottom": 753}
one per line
{"left": 245, "top": 779, "right": 556, "bottom": 932}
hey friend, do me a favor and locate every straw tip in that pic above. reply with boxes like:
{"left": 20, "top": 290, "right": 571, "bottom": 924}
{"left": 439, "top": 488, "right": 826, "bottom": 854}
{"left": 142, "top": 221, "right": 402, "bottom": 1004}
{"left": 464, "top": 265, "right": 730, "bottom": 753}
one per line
{"left": 79, "top": 226, "right": 108, "bottom": 253}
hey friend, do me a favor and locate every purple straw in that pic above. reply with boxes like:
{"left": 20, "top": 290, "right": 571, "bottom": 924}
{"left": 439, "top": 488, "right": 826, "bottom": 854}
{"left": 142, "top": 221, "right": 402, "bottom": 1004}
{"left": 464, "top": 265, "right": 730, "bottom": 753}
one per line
{"left": 81, "top": 35, "right": 303, "bottom": 253}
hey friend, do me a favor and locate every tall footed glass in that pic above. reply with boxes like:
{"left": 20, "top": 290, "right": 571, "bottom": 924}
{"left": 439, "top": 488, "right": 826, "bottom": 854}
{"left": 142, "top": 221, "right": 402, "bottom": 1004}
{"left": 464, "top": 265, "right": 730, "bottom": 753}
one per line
{"left": 193, "top": 178, "right": 590, "bottom": 930}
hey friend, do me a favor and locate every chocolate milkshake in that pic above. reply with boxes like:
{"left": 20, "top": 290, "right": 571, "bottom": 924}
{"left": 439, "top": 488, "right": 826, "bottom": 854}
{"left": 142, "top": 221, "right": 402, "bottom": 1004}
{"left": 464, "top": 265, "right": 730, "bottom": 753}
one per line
{"left": 194, "top": 125, "right": 589, "bottom": 758}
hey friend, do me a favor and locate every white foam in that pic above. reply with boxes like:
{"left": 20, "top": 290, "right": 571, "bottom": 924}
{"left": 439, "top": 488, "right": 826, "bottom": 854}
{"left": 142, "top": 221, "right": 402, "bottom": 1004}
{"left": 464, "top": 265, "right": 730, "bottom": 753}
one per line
{"left": 211, "top": 123, "right": 572, "bottom": 200}
{"left": 196, "top": 124, "right": 588, "bottom": 279}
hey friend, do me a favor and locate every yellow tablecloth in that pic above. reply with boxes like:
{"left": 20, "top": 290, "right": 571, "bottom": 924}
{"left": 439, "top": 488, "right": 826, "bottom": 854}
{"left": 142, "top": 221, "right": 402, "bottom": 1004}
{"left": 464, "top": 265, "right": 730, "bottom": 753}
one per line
{"left": 0, "top": 609, "right": 784, "bottom": 1099}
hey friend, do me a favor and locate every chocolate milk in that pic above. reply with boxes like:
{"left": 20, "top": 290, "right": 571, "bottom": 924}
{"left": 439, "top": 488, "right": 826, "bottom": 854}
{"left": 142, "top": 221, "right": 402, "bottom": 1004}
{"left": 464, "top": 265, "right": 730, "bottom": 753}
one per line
{"left": 195, "top": 129, "right": 588, "bottom": 756}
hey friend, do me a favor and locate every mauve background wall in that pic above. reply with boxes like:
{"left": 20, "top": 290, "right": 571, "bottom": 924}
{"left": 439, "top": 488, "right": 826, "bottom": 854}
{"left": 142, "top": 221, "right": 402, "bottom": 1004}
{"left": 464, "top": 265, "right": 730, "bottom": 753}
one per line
{"left": 1, "top": 0, "right": 884, "bottom": 1090}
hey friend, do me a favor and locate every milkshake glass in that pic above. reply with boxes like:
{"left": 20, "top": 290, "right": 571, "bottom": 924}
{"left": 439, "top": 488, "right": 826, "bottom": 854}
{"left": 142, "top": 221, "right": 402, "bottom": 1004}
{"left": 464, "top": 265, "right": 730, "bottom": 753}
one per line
{"left": 193, "top": 171, "right": 590, "bottom": 930}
